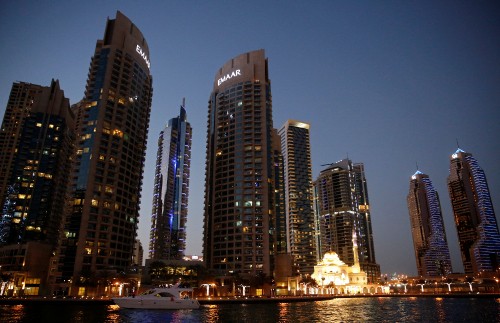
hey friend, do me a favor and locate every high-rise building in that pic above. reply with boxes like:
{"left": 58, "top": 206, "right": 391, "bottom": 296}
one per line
{"left": 351, "top": 162, "right": 380, "bottom": 281}
{"left": 314, "top": 159, "right": 380, "bottom": 282}
{"left": 58, "top": 11, "right": 153, "bottom": 289}
{"left": 203, "top": 49, "right": 278, "bottom": 276}
{"left": 149, "top": 102, "right": 192, "bottom": 260}
{"left": 278, "top": 120, "right": 316, "bottom": 274}
{"left": 447, "top": 148, "right": 500, "bottom": 274}
{"left": 0, "top": 80, "right": 75, "bottom": 294}
{"left": 271, "top": 129, "right": 286, "bottom": 256}
{"left": 407, "top": 170, "right": 453, "bottom": 276}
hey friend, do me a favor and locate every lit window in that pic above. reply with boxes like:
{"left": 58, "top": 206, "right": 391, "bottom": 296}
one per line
{"left": 113, "top": 129, "right": 123, "bottom": 138}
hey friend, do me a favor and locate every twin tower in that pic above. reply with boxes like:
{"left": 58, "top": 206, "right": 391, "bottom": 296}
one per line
{"left": 407, "top": 148, "right": 500, "bottom": 276}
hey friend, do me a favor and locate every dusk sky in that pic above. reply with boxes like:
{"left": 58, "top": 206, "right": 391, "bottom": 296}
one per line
{"left": 1, "top": 1, "right": 499, "bottom": 276}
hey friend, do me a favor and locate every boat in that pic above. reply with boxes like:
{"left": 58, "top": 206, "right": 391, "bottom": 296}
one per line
{"left": 112, "top": 285, "right": 200, "bottom": 309}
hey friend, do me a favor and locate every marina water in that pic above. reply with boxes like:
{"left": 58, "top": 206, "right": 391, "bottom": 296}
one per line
{"left": 1, "top": 297, "right": 499, "bottom": 322}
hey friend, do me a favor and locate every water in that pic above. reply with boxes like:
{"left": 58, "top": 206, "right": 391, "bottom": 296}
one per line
{"left": 1, "top": 297, "right": 499, "bottom": 322}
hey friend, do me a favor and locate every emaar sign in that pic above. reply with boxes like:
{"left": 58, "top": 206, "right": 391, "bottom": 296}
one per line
{"left": 136, "top": 45, "right": 150, "bottom": 69}
{"left": 218, "top": 69, "right": 241, "bottom": 86}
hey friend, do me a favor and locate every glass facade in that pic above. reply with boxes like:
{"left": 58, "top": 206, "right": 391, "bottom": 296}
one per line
{"left": 149, "top": 104, "right": 192, "bottom": 260}
{"left": 58, "top": 11, "right": 153, "bottom": 284}
{"left": 448, "top": 148, "right": 500, "bottom": 274}
{"left": 204, "top": 50, "right": 277, "bottom": 276}
{"left": 407, "top": 170, "right": 453, "bottom": 276}
{"left": 279, "top": 120, "right": 316, "bottom": 274}
{"left": 0, "top": 81, "right": 74, "bottom": 247}
{"left": 0, "top": 80, "right": 75, "bottom": 294}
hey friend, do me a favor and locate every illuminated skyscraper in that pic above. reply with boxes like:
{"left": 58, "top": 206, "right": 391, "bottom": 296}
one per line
{"left": 278, "top": 120, "right": 316, "bottom": 274}
{"left": 314, "top": 159, "right": 380, "bottom": 282}
{"left": 447, "top": 148, "right": 500, "bottom": 274}
{"left": 203, "top": 49, "right": 278, "bottom": 276}
{"left": 352, "top": 162, "right": 380, "bottom": 281}
{"left": 58, "top": 12, "right": 153, "bottom": 288}
{"left": 272, "top": 129, "right": 286, "bottom": 256}
{"left": 149, "top": 102, "right": 192, "bottom": 260}
{"left": 407, "top": 170, "right": 453, "bottom": 276}
{"left": 0, "top": 80, "right": 75, "bottom": 293}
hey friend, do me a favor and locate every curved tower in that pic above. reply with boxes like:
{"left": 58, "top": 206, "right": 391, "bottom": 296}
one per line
{"left": 448, "top": 148, "right": 500, "bottom": 274}
{"left": 59, "top": 11, "right": 153, "bottom": 286}
{"left": 203, "top": 50, "right": 276, "bottom": 276}
{"left": 407, "top": 170, "right": 453, "bottom": 276}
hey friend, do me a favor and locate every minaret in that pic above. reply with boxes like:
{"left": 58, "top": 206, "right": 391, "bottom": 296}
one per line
{"left": 351, "top": 227, "right": 361, "bottom": 273}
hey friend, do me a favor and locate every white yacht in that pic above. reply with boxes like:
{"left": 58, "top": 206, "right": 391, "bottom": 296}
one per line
{"left": 112, "top": 285, "right": 200, "bottom": 309}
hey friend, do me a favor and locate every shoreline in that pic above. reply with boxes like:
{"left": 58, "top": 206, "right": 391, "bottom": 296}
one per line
{"left": 1, "top": 293, "right": 499, "bottom": 306}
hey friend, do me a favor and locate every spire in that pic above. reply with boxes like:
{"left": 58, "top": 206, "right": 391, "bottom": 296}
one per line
{"left": 454, "top": 139, "right": 465, "bottom": 154}
{"left": 352, "top": 226, "right": 361, "bottom": 273}
{"left": 179, "top": 97, "right": 187, "bottom": 121}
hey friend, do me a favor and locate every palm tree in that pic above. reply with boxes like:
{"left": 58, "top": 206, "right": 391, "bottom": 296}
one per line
{"left": 299, "top": 275, "right": 318, "bottom": 294}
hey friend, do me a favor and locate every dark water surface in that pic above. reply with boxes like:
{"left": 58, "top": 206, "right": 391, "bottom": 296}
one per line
{"left": 1, "top": 297, "right": 499, "bottom": 322}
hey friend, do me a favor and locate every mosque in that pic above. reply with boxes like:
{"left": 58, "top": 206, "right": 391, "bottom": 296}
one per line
{"left": 309, "top": 235, "right": 389, "bottom": 295}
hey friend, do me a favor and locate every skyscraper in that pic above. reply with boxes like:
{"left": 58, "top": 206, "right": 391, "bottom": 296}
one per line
{"left": 447, "top": 148, "right": 500, "bottom": 274}
{"left": 352, "top": 162, "right": 380, "bottom": 281}
{"left": 278, "top": 120, "right": 316, "bottom": 274}
{"left": 271, "top": 129, "right": 286, "bottom": 256}
{"left": 58, "top": 11, "right": 153, "bottom": 289}
{"left": 203, "top": 49, "right": 277, "bottom": 276}
{"left": 0, "top": 80, "right": 75, "bottom": 294}
{"left": 407, "top": 170, "right": 453, "bottom": 276}
{"left": 149, "top": 102, "right": 192, "bottom": 260}
{"left": 314, "top": 159, "right": 380, "bottom": 282}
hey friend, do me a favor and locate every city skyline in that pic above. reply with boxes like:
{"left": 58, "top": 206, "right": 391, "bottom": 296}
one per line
{"left": 1, "top": 1, "right": 499, "bottom": 276}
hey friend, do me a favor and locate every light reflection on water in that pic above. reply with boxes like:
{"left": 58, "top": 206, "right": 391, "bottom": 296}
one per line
{"left": 1, "top": 297, "right": 499, "bottom": 322}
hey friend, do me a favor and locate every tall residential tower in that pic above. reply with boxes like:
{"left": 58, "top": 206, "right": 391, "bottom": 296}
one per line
{"left": 203, "top": 49, "right": 278, "bottom": 276}
{"left": 314, "top": 159, "right": 380, "bottom": 282}
{"left": 407, "top": 170, "right": 453, "bottom": 276}
{"left": 447, "top": 148, "right": 500, "bottom": 274}
{"left": 149, "top": 102, "right": 192, "bottom": 260}
{"left": 0, "top": 80, "right": 75, "bottom": 294}
{"left": 278, "top": 120, "right": 316, "bottom": 274}
{"left": 58, "top": 12, "right": 153, "bottom": 288}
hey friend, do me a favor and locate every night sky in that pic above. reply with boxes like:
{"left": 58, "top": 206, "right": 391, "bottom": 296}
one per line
{"left": 1, "top": 1, "right": 499, "bottom": 276}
